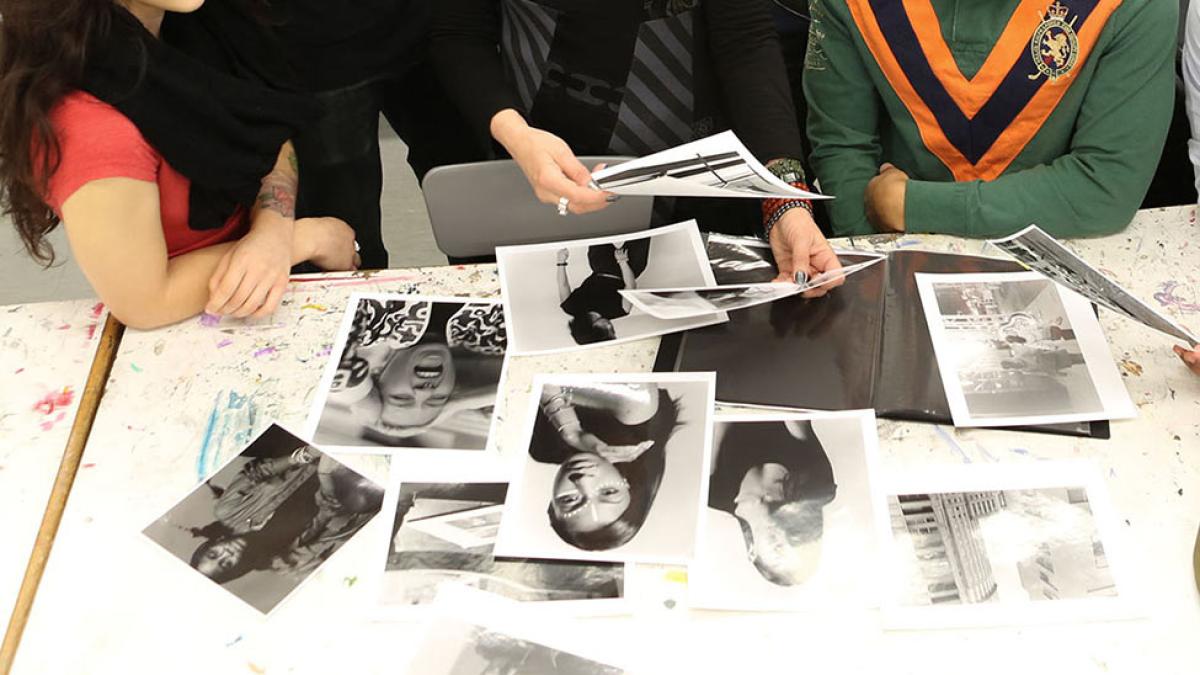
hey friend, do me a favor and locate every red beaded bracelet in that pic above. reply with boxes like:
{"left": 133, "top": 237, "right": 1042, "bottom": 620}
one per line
{"left": 762, "top": 181, "right": 814, "bottom": 241}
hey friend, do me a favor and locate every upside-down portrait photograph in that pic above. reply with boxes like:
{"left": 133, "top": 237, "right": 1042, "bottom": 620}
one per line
{"left": 916, "top": 272, "right": 1135, "bottom": 427}
{"left": 309, "top": 294, "right": 508, "bottom": 453}
{"left": 376, "top": 479, "right": 625, "bottom": 615}
{"left": 688, "top": 410, "right": 881, "bottom": 612}
{"left": 142, "top": 424, "right": 384, "bottom": 614}
{"left": 496, "top": 221, "right": 726, "bottom": 355}
{"left": 495, "top": 373, "right": 715, "bottom": 564}
{"left": 406, "top": 616, "right": 626, "bottom": 675}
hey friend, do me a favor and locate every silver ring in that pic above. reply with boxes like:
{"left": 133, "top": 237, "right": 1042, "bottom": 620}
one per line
{"left": 556, "top": 196, "right": 570, "bottom": 216}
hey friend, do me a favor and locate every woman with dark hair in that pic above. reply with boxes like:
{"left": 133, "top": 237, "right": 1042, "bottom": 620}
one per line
{"left": 556, "top": 239, "right": 650, "bottom": 345}
{"left": 530, "top": 382, "right": 681, "bottom": 551}
{"left": 0, "top": 0, "right": 358, "bottom": 329}
{"left": 316, "top": 298, "right": 507, "bottom": 448}
{"left": 431, "top": 0, "right": 843, "bottom": 292}
{"left": 708, "top": 419, "right": 836, "bottom": 586}
{"left": 190, "top": 449, "right": 382, "bottom": 584}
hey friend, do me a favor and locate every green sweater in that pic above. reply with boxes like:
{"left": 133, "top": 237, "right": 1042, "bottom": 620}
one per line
{"left": 804, "top": 0, "right": 1177, "bottom": 238}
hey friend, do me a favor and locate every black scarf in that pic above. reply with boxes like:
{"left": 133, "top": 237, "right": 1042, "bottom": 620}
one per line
{"left": 82, "top": 3, "right": 321, "bottom": 231}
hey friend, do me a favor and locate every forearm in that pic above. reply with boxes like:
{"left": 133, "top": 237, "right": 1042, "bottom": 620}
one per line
{"left": 803, "top": 0, "right": 883, "bottom": 235}
{"left": 249, "top": 142, "right": 299, "bottom": 239}
{"left": 705, "top": 0, "right": 805, "bottom": 161}
{"left": 432, "top": 0, "right": 524, "bottom": 145}
{"left": 556, "top": 263, "right": 572, "bottom": 303}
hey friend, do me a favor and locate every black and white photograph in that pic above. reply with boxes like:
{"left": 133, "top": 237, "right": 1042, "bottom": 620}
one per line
{"left": 704, "top": 233, "right": 778, "bottom": 285}
{"left": 879, "top": 464, "right": 1131, "bottom": 628}
{"left": 591, "top": 131, "right": 824, "bottom": 201}
{"left": 143, "top": 424, "right": 384, "bottom": 614}
{"left": 916, "top": 272, "right": 1135, "bottom": 427}
{"left": 990, "top": 225, "right": 1198, "bottom": 345}
{"left": 376, "top": 477, "right": 625, "bottom": 616}
{"left": 689, "top": 410, "right": 882, "bottom": 612}
{"left": 495, "top": 373, "right": 715, "bottom": 564}
{"left": 496, "top": 221, "right": 726, "bottom": 355}
{"left": 622, "top": 257, "right": 885, "bottom": 320}
{"left": 308, "top": 294, "right": 507, "bottom": 454}
{"left": 407, "top": 615, "right": 626, "bottom": 675}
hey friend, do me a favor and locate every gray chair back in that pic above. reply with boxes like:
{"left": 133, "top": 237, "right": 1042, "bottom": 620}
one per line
{"left": 422, "top": 157, "right": 654, "bottom": 259}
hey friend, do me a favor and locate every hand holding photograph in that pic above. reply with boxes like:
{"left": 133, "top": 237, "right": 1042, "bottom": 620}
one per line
{"left": 496, "top": 221, "right": 726, "bottom": 355}
{"left": 622, "top": 257, "right": 885, "bottom": 320}
{"left": 916, "top": 272, "right": 1135, "bottom": 427}
{"left": 495, "top": 373, "right": 716, "bottom": 564}
{"left": 307, "top": 294, "right": 508, "bottom": 454}
{"left": 142, "top": 424, "right": 384, "bottom": 614}
{"left": 591, "top": 131, "right": 828, "bottom": 201}
{"left": 689, "top": 410, "right": 882, "bottom": 612}
{"left": 375, "top": 476, "right": 625, "bottom": 617}
{"left": 989, "top": 225, "right": 1198, "bottom": 346}
{"left": 877, "top": 463, "right": 1135, "bottom": 629}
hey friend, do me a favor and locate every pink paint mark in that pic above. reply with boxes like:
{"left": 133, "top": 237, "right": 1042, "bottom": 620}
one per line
{"left": 86, "top": 323, "right": 98, "bottom": 340}
{"left": 33, "top": 387, "right": 75, "bottom": 415}
{"left": 216, "top": 338, "right": 234, "bottom": 349}
{"left": 57, "top": 324, "right": 71, "bottom": 330}
{"left": 82, "top": 463, "right": 96, "bottom": 469}
{"left": 316, "top": 345, "right": 332, "bottom": 358}
{"left": 1154, "top": 282, "right": 1200, "bottom": 314}
{"left": 39, "top": 411, "right": 66, "bottom": 431}
{"left": 90, "top": 302, "right": 104, "bottom": 318}
{"left": 15, "top": 368, "right": 24, "bottom": 375}
{"left": 199, "top": 313, "right": 222, "bottom": 327}
{"left": 253, "top": 346, "right": 278, "bottom": 358}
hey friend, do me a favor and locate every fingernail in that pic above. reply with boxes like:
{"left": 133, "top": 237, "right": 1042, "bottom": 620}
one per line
{"left": 606, "top": 195, "right": 621, "bottom": 203}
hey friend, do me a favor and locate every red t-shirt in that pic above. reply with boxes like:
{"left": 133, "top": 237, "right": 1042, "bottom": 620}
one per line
{"left": 44, "top": 92, "right": 247, "bottom": 257}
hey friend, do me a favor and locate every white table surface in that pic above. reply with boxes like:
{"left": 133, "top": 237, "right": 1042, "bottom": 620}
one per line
{"left": 0, "top": 300, "right": 105, "bottom": 629}
{"left": 12, "top": 207, "right": 1200, "bottom": 674}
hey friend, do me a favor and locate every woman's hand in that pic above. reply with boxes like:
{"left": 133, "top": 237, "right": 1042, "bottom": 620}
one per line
{"left": 206, "top": 216, "right": 293, "bottom": 318}
{"left": 1174, "top": 345, "right": 1200, "bottom": 375}
{"left": 490, "top": 109, "right": 610, "bottom": 214}
{"left": 614, "top": 244, "right": 630, "bottom": 263}
{"left": 295, "top": 217, "right": 360, "bottom": 272}
{"left": 769, "top": 208, "right": 843, "bottom": 298}
{"left": 561, "top": 429, "right": 654, "bottom": 463}
{"left": 556, "top": 248, "right": 570, "bottom": 264}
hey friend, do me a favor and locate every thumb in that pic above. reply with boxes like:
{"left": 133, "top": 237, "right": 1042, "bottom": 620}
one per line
{"left": 879, "top": 162, "right": 897, "bottom": 174}
{"left": 556, "top": 150, "right": 593, "bottom": 187}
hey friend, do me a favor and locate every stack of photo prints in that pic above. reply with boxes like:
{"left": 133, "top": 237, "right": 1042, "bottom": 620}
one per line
{"left": 142, "top": 207, "right": 1190, "bottom": 669}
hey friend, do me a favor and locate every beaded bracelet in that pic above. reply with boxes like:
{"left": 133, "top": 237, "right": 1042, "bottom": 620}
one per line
{"left": 762, "top": 181, "right": 815, "bottom": 242}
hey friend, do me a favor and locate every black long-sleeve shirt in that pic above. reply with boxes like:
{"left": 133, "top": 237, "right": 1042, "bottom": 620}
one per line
{"left": 430, "top": 0, "right": 805, "bottom": 163}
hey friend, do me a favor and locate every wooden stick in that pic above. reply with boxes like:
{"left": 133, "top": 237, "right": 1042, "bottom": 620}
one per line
{"left": 0, "top": 315, "right": 124, "bottom": 674}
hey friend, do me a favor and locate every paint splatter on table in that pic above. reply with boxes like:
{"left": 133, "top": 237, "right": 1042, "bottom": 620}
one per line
{"left": 12, "top": 209, "right": 1200, "bottom": 674}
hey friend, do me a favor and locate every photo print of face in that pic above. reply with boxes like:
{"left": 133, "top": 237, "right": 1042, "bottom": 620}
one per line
{"left": 311, "top": 295, "right": 507, "bottom": 452}
{"left": 496, "top": 374, "right": 714, "bottom": 564}
{"left": 143, "top": 424, "right": 384, "bottom": 613}
{"left": 536, "top": 381, "right": 679, "bottom": 552}
{"left": 708, "top": 419, "right": 837, "bottom": 586}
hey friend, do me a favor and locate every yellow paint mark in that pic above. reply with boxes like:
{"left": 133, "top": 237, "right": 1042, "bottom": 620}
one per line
{"left": 300, "top": 303, "right": 327, "bottom": 312}
{"left": 664, "top": 569, "right": 688, "bottom": 584}
{"left": 1119, "top": 359, "right": 1144, "bottom": 377}
{"left": 246, "top": 663, "right": 265, "bottom": 674}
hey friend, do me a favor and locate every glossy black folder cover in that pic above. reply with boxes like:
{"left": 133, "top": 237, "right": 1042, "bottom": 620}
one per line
{"left": 654, "top": 247, "right": 1108, "bottom": 439}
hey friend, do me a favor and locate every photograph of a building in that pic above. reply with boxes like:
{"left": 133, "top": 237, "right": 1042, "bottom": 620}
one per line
{"left": 889, "top": 487, "right": 1117, "bottom": 607}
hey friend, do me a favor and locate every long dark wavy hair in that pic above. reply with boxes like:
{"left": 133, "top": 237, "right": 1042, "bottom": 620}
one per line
{"left": 0, "top": 0, "right": 126, "bottom": 265}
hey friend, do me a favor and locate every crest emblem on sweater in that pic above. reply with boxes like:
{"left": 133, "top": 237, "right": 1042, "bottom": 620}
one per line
{"left": 1029, "top": 2, "right": 1079, "bottom": 81}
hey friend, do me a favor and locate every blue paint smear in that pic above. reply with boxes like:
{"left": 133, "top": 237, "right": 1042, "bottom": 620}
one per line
{"left": 1011, "top": 447, "right": 1030, "bottom": 455}
{"left": 196, "top": 391, "right": 222, "bottom": 480}
{"left": 934, "top": 426, "right": 972, "bottom": 463}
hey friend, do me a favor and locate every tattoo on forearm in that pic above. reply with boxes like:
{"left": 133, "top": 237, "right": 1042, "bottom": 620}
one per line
{"left": 256, "top": 173, "right": 298, "bottom": 219}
